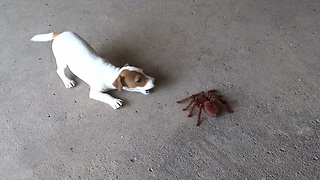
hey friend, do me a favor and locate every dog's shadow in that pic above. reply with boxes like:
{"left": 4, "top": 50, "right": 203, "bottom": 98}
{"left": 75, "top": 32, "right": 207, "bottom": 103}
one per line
{"left": 99, "top": 42, "right": 169, "bottom": 93}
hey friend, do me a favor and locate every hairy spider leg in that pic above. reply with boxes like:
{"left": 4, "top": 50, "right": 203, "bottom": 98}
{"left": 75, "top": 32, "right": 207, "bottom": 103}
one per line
{"left": 208, "top": 90, "right": 222, "bottom": 99}
{"left": 207, "top": 89, "right": 217, "bottom": 94}
{"left": 177, "top": 96, "right": 194, "bottom": 103}
{"left": 177, "top": 92, "right": 204, "bottom": 103}
{"left": 182, "top": 98, "right": 196, "bottom": 111}
{"left": 197, "top": 104, "right": 205, "bottom": 126}
{"left": 188, "top": 101, "right": 198, "bottom": 117}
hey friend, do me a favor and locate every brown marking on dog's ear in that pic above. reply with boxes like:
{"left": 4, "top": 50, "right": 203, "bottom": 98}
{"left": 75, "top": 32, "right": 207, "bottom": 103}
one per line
{"left": 53, "top": 32, "right": 62, "bottom": 38}
{"left": 112, "top": 76, "right": 123, "bottom": 91}
{"left": 113, "top": 70, "right": 148, "bottom": 90}
{"left": 112, "top": 70, "right": 129, "bottom": 91}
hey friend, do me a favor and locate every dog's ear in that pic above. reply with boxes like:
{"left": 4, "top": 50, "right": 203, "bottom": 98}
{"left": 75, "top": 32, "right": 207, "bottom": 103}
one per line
{"left": 113, "top": 70, "right": 129, "bottom": 91}
{"left": 112, "top": 76, "right": 123, "bottom": 91}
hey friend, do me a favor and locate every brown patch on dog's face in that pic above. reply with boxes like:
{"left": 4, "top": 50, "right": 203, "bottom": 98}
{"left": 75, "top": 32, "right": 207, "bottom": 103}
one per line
{"left": 121, "top": 70, "right": 148, "bottom": 88}
{"left": 112, "top": 70, "right": 148, "bottom": 91}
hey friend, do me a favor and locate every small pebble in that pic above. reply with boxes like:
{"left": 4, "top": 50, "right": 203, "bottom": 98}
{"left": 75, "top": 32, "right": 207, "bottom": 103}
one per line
{"left": 280, "top": 148, "right": 285, "bottom": 152}
{"left": 148, "top": 167, "right": 153, "bottom": 172}
{"left": 130, "top": 157, "right": 136, "bottom": 162}
{"left": 191, "top": 12, "right": 195, "bottom": 14}
{"left": 313, "top": 156, "right": 318, "bottom": 161}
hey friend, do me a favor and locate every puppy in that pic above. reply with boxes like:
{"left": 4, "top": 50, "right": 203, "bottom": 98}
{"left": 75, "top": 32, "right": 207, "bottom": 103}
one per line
{"left": 31, "top": 31, "right": 155, "bottom": 109}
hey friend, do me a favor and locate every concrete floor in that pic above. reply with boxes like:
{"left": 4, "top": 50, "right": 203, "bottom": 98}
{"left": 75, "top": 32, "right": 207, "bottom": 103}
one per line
{"left": 1, "top": 0, "right": 319, "bottom": 179}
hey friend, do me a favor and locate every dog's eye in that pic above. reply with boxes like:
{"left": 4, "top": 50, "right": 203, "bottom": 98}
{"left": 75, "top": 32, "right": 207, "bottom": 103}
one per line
{"left": 136, "top": 78, "right": 142, "bottom": 83}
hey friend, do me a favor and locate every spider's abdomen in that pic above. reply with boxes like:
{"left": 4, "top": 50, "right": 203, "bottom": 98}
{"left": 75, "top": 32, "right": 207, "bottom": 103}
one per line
{"left": 204, "top": 101, "right": 219, "bottom": 117}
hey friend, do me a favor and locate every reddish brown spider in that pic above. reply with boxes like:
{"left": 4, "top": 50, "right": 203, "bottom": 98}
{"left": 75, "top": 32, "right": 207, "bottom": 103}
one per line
{"left": 177, "top": 89, "right": 233, "bottom": 126}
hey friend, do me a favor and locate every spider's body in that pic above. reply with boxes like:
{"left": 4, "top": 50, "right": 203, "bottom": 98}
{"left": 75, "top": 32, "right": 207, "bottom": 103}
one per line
{"left": 177, "top": 90, "right": 233, "bottom": 126}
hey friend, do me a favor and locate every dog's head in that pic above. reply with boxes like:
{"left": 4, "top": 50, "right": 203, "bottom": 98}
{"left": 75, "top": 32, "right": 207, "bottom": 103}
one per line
{"left": 112, "top": 64, "right": 155, "bottom": 95}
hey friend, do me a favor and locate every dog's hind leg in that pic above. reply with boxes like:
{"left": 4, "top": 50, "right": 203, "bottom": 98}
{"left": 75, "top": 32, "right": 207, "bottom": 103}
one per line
{"left": 55, "top": 58, "right": 76, "bottom": 88}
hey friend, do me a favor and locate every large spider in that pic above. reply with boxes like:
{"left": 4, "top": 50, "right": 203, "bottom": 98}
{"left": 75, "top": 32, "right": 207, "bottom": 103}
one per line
{"left": 177, "top": 89, "right": 233, "bottom": 126}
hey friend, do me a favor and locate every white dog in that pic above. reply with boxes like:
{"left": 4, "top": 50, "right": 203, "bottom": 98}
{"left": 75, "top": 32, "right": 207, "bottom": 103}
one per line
{"left": 31, "top": 31, "right": 155, "bottom": 109}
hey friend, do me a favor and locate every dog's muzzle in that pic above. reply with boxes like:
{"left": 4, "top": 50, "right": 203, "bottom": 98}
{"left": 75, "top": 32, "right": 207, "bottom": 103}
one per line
{"left": 145, "top": 79, "right": 155, "bottom": 94}
{"left": 145, "top": 89, "right": 152, "bottom": 94}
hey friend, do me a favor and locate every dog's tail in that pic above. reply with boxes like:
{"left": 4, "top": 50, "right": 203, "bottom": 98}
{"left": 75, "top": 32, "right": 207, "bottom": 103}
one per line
{"left": 30, "top": 32, "right": 61, "bottom": 42}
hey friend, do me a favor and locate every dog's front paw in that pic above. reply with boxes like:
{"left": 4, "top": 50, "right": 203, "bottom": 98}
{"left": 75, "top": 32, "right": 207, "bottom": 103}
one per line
{"left": 64, "top": 80, "right": 76, "bottom": 88}
{"left": 110, "top": 98, "right": 123, "bottom": 110}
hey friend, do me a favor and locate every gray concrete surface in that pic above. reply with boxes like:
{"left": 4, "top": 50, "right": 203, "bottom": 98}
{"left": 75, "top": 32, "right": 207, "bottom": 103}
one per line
{"left": 1, "top": 0, "right": 319, "bottom": 179}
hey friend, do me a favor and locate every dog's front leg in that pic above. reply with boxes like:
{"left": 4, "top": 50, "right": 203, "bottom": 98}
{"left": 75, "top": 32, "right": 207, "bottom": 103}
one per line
{"left": 89, "top": 90, "right": 123, "bottom": 109}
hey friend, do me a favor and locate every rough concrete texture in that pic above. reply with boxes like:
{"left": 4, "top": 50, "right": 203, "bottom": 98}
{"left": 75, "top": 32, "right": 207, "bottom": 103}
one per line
{"left": 1, "top": 0, "right": 319, "bottom": 179}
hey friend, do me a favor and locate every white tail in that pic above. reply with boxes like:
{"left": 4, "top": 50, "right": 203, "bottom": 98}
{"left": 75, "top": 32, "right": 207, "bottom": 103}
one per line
{"left": 30, "top": 33, "right": 55, "bottom": 42}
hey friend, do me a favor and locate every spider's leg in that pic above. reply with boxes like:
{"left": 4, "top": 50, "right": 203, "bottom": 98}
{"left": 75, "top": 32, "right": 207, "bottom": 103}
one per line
{"left": 177, "top": 96, "right": 193, "bottom": 103}
{"left": 208, "top": 93, "right": 221, "bottom": 100}
{"left": 197, "top": 104, "right": 204, "bottom": 126}
{"left": 207, "top": 89, "right": 217, "bottom": 94}
{"left": 183, "top": 99, "right": 195, "bottom": 111}
{"left": 209, "top": 94, "right": 222, "bottom": 101}
{"left": 214, "top": 99, "right": 234, "bottom": 113}
{"left": 177, "top": 92, "right": 203, "bottom": 103}
{"left": 187, "top": 103, "right": 197, "bottom": 117}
